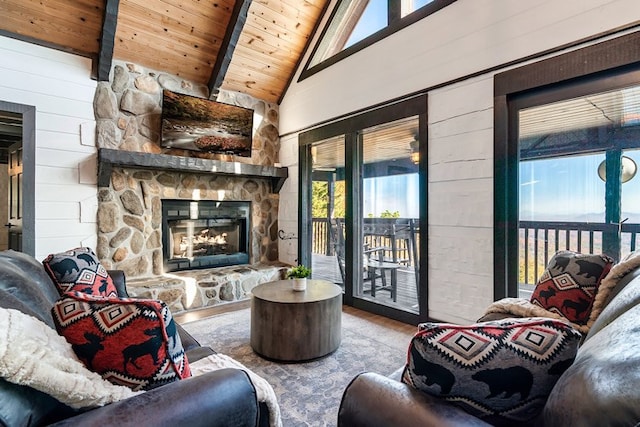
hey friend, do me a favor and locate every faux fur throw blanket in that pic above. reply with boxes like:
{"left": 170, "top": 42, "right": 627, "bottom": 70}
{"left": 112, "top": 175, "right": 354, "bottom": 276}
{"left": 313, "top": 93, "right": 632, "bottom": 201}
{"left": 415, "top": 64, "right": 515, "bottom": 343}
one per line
{"left": 0, "top": 306, "right": 282, "bottom": 425}
{"left": 481, "top": 297, "right": 589, "bottom": 334}
{"left": 190, "top": 354, "right": 283, "bottom": 427}
{"left": 0, "top": 308, "right": 140, "bottom": 408}
{"left": 482, "top": 250, "right": 640, "bottom": 335}
{"left": 587, "top": 249, "right": 640, "bottom": 328}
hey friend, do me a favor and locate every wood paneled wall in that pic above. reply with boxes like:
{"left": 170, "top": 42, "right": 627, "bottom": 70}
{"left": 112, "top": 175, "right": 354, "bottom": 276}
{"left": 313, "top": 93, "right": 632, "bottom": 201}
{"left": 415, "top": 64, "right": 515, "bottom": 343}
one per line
{"left": 0, "top": 0, "right": 104, "bottom": 56}
{"left": 114, "top": 0, "right": 233, "bottom": 84}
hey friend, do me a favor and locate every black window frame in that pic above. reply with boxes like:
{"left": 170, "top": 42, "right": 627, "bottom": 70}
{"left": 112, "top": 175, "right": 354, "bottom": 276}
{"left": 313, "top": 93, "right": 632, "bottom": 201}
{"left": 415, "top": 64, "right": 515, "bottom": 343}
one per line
{"left": 0, "top": 101, "right": 35, "bottom": 256}
{"left": 493, "top": 31, "right": 640, "bottom": 301}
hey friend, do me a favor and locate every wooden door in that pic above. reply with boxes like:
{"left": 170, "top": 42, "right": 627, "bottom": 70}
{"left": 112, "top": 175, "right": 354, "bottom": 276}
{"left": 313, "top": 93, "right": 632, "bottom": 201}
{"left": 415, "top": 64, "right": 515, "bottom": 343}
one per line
{"left": 6, "top": 141, "right": 22, "bottom": 251}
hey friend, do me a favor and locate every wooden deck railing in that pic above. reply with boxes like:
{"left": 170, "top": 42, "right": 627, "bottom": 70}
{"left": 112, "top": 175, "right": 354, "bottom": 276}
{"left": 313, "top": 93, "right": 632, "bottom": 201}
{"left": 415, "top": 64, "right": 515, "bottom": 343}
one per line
{"left": 313, "top": 218, "right": 640, "bottom": 286}
{"left": 311, "top": 217, "right": 419, "bottom": 267}
{"left": 519, "top": 220, "right": 640, "bottom": 284}
{"left": 312, "top": 218, "right": 332, "bottom": 255}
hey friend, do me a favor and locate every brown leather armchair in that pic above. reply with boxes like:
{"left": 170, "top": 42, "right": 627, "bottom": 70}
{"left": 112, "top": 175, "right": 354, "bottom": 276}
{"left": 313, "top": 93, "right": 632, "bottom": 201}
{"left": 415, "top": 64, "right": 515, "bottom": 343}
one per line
{"left": 338, "top": 259, "right": 640, "bottom": 426}
{"left": 0, "top": 250, "right": 269, "bottom": 427}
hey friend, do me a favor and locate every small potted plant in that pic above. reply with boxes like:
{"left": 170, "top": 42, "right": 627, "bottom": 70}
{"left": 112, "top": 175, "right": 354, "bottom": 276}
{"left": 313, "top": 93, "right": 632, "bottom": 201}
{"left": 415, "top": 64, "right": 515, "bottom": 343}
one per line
{"left": 286, "top": 264, "right": 311, "bottom": 291}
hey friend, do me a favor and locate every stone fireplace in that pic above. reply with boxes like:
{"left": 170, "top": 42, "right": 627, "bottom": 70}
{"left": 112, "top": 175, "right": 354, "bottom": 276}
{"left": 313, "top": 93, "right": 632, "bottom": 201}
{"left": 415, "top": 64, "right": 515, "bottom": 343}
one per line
{"left": 162, "top": 199, "right": 250, "bottom": 272}
{"left": 95, "top": 158, "right": 287, "bottom": 312}
{"left": 93, "top": 61, "right": 288, "bottom": 313}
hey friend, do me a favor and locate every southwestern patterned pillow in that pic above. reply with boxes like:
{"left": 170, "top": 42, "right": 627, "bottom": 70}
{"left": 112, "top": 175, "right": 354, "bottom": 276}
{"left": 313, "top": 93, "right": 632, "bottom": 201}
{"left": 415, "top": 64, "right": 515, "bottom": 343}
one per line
{"left": 530, "top": 250, "right": 614, "bottom": 325}
{"left": 402, "top": 317, "right": 581, "bottom": 425}
{"left": 43, "top": 247, "right": 118, "bottom": 297}
{"left": 51, "top": 291, "right": 191, "bottom": 391}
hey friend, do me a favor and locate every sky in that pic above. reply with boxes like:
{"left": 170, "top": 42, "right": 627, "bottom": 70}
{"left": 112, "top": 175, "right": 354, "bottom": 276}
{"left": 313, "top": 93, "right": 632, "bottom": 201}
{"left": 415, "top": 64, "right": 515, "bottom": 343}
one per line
{"left": 363, "top": 174, "right": 420, "bottom": 218}
{"left": 361, "top": 150, "right": 640, "bottom": 222}
{"left": 520, "top": 150, "right": 640, "bottom": 223}
{"left": 345, "top": 1, "right": 435, "bottom": 48}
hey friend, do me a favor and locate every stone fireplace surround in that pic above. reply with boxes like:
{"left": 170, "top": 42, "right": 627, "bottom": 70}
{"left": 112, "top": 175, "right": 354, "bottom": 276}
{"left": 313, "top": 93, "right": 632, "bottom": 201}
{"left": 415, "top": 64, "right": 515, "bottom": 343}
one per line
{"left": 96, "top": 162, "right": 287, "bottom": 313}
{"left": 94, "top": 61, "right": 288, "bottom": 314}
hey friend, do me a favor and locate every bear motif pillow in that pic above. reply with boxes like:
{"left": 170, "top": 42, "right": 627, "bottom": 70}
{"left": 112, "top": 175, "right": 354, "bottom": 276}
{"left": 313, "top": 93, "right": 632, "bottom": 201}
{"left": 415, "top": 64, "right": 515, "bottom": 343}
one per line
{"left": 402, "top": 317, "right": 582, "bottom": 425}
{"left": 530, "top": 250, "right": 614, "bottom": 325}
{"left": 43, "top": 247, "right": 118, "bottom": 297}
{"left": 51, "top": 291, "right": 191, "bottom": 391}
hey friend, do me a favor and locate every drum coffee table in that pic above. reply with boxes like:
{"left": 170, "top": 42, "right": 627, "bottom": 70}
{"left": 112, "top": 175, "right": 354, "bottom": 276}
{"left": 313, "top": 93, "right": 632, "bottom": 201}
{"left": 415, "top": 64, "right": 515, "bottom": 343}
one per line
{"left": 250, "top": 279, "right": 342, "bottom": 362}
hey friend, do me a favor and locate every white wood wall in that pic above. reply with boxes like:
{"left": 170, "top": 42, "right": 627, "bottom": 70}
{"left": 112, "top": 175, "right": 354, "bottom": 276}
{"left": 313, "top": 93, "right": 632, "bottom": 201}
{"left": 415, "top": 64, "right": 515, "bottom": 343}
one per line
{"left": 0, "top": 36, "right": 97, "bottom": 261}
{"left": 277, "top": 133, "right": 300, "bottom": 267}
{"left": 279, "top": 0, "right": 640, "bottom": 323}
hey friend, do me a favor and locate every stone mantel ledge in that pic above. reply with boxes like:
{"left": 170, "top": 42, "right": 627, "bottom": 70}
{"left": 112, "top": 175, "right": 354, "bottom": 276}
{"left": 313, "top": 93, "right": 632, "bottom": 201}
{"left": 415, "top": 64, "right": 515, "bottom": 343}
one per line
{"left": 97, "top": 148, "right": 289, "bottom": 192}
{"left": 126, "top": 262, "right": 289, "bottom": 313}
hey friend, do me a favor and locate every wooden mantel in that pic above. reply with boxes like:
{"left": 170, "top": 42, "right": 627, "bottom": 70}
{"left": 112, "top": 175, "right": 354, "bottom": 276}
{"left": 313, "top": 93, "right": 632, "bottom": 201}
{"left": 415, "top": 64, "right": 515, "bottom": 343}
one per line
{"left": 97, "top": 148, "right": 289, "bottom": 192}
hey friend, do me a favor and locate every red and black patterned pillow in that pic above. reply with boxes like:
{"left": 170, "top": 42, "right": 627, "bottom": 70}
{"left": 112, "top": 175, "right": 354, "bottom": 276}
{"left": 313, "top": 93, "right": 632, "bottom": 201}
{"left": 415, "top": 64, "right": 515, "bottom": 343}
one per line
{"left": 530, "top": 250, "right": 614, "bottom": 325}
{"left": 43, "top": 247, "right": 118, "bottom": 297}
{"left": 51, "top": 291, "right": 191, "bottom": 391}
{"left": 402, "top": 318, "right": 581, "bottom": 425}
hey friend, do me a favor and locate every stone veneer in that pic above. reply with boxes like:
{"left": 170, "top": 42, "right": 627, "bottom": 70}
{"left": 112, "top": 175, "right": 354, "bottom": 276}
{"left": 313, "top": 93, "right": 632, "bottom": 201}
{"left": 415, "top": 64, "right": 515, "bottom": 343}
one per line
{"left": 124, "top": 264, "right": 286, "bottom": 313}
{"left": 93, "top": 60, "right": 285, "bottom": 312}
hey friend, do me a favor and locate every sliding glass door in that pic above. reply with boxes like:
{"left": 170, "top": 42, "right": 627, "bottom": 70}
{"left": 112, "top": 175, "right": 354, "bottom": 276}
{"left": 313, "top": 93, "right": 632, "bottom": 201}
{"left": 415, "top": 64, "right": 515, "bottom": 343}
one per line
{"left": 310, "top": 136, "right": 346, "bottom": 286}
{"left": 300, "top": 96, "right": 427, "bottom": 324}
{"left": 358, "top": 117, "right": 420, "bottom": 313}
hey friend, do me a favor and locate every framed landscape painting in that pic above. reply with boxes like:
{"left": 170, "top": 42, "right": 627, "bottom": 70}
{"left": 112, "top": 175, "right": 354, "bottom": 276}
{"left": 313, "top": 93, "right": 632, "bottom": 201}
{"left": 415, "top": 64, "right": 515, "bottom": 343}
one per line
{"left": 161, "top": 90, "right": 253, "bottom": 157}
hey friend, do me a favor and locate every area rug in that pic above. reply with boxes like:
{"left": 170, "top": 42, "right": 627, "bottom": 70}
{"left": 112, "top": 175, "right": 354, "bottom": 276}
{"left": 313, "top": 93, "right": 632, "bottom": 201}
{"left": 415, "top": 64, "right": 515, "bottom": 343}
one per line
{"left": 182, "top": 308, "right": 416, "bottom": 427}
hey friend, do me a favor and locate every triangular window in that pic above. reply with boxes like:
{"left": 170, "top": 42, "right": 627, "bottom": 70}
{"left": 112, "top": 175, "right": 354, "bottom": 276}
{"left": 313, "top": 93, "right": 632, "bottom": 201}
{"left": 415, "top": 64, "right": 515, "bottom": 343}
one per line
{"left": 301, "top": 0, "right": 455, "bottom": 80}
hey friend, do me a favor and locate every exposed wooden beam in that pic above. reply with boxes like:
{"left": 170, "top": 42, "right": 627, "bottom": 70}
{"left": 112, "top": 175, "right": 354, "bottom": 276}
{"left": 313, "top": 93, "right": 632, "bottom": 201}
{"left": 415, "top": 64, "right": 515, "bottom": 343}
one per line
{"left": 94, "top": 0, "right": 120, "bottom": 81}
{"left": 207, "top": 0, "right": 252, "bottom": 100}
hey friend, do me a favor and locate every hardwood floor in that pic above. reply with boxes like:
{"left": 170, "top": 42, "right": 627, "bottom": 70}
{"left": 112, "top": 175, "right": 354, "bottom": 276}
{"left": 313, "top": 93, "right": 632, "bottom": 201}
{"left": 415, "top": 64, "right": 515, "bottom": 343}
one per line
{"left": 174, "top": 299, "right": 250, "bottom": 324}
{"left": 342, "top": 305, "right": 418, "bottom": 335}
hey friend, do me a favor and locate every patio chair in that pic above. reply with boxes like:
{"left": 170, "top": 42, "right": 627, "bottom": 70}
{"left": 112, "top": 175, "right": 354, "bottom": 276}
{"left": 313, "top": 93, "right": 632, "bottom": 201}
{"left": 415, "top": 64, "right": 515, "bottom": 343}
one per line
{"left": 331, "top": 219, "right": 400, "bottom": 301}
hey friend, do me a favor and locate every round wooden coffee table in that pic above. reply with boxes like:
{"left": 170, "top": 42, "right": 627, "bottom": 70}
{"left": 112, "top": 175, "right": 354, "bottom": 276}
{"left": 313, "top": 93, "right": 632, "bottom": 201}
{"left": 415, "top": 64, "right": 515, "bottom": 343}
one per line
{"left": 250, "top": 279, "right": 342, "bottom": 362}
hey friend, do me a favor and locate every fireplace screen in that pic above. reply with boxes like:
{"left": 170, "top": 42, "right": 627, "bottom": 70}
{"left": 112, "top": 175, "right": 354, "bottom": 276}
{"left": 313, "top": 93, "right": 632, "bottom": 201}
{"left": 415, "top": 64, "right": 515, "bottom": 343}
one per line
{"left": 162, "top": 200, "right": 250, "bottom": 272}
{"left": 169, "top": 218, "right": 239, "bottom": 258}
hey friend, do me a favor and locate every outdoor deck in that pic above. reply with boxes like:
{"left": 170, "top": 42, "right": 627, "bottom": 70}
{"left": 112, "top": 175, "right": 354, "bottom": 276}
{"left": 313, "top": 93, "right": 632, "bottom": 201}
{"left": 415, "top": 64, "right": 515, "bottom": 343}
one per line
{"left": 312, "top": 253, "right": 536, "bottom": 315}
{"left": 311, "top": 218, "right": 640, "bottom": 316}
{"left": 312, "top": 253, "right": 420, "bottom": 313}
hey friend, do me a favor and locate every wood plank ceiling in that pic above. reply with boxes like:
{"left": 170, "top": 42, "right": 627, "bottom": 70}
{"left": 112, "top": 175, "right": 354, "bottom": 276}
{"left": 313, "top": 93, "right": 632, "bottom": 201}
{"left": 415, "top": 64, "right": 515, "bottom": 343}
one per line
{"left": 0, "top": 0, "right": 328, "bottom": 104}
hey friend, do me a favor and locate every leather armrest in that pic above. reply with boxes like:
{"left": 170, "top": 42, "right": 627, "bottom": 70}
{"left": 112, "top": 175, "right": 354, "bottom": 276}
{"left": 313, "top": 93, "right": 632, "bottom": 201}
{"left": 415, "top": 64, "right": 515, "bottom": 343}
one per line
{"left": 338, "top": 372, "right": 491, "bottom": 427}
{"left": 105, "top": 269, "right": 206, "bottom": 357}
{"left": 49, "top": 368, "right": 260, "bottom": 427}
{"left": 175, "top": 321, "right": 205, "bottom": 353}
{"left": 107, "top": 270, "right": 129, "bottom": 298}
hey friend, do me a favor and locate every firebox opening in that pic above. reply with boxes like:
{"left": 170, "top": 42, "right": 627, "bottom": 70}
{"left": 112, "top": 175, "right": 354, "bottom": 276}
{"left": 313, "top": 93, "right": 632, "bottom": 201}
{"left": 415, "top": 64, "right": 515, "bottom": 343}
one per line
{"left": 162, "top": 200, "right": 250, "bottom": 272}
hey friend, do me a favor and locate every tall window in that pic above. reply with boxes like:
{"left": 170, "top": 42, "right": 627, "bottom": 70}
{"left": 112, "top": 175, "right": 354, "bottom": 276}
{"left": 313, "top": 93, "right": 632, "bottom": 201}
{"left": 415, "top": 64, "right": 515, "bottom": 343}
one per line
{"left": 516, "top": 87, "right": 640, "bottom": 297}
{"left": 494, "top": 32, "right": 640, "bottom": 300}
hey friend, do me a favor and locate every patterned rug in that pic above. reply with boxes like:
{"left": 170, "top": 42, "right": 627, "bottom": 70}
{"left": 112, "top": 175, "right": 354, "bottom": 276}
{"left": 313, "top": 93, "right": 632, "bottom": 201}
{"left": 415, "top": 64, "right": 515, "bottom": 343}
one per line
{"left": 182, "top": 308, "right": 415, "bottom": 427}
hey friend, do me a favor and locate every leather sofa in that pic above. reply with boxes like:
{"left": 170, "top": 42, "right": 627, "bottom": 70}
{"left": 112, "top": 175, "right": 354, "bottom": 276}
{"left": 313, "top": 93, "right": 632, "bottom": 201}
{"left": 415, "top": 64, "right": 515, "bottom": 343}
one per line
{"left": 338, "top": 256, "right": 640, "bottom": 426}
{"left": 0, "top": 249, "right": 270, "bottom": 427}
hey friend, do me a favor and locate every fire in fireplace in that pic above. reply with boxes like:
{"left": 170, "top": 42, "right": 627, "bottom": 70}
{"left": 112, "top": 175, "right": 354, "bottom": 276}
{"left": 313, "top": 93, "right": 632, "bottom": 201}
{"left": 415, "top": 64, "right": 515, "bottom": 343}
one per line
{"left": 161, "top": 200, "right": 250, "bottom": 272}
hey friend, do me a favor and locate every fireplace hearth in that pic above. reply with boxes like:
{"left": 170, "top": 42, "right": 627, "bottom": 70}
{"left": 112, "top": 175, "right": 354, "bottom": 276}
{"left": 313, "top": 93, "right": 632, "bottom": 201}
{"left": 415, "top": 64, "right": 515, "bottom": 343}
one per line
{"left": 162, "top": 199, "right": 250, "bottom": 272}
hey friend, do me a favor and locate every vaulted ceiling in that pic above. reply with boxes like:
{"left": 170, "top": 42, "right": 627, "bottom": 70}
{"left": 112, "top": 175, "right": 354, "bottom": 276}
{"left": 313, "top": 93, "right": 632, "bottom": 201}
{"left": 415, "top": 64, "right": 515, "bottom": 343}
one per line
{"left": 0, "top": 0, "right": 329, "bottom": 104}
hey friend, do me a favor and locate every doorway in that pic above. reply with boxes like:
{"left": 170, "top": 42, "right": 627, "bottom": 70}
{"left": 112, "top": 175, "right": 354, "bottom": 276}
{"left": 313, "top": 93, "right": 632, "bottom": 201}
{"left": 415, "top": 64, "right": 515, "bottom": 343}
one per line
{"left": 6, "top": 140, "right": 23, "bottom": 251}
{"left": 0, "top": 102, "right": 36, "bottom": 255}
{"left": 299, "top": 95, "right": 427, "bottom": 325}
